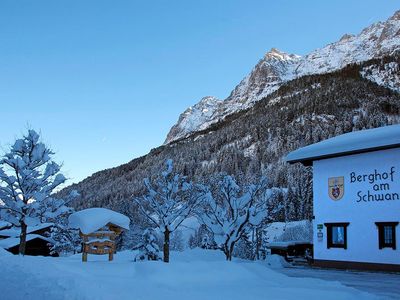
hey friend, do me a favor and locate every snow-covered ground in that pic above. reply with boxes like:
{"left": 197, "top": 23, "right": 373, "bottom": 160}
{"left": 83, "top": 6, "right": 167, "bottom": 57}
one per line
{"left": 0, "top": 248, "right": 395, "bottom": 300}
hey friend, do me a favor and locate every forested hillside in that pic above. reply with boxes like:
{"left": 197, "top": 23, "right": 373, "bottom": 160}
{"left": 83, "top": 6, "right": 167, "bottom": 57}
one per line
{"left": 58, "top": 55, "right": 400, "bottom": 224}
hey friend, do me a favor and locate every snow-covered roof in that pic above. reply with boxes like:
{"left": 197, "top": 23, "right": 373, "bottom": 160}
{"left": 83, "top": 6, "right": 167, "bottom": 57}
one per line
{"left": 0, "top": 220, "right": 12, "bottom": 230}
{"left": 0, "top": 234, "right": 53, "bottom": 249}
{"left": 68, "top": 208, "right": 130, "bottom": 235}
{"left": 0, "top": 223, "right": 54, "bottom": 238}
{"left": 285, "top": 125, "right": 400, "bottom": 165}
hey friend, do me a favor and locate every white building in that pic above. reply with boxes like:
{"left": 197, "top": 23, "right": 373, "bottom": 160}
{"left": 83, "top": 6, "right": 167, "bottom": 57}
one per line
{"left": 286, "top": 124, "right": 400, "bottom": 272}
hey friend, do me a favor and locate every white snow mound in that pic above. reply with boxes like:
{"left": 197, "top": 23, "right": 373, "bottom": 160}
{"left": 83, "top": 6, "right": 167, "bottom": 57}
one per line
{"left": 68, "top": 208, "right": 130, "bottom": 234}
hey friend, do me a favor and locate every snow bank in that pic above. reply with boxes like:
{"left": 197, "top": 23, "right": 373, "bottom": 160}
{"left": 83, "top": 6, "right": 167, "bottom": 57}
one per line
{"left": 265, "top": 254, "right": 291, "bottom": 268}
{"left": 0, "top": 247, "right": 11, "bottom": 257}
{"left": 286, "top": 124, "right": 400, "bottom": 163}
{"left": 68, "top": 208, "right": 130, "bottom": 234}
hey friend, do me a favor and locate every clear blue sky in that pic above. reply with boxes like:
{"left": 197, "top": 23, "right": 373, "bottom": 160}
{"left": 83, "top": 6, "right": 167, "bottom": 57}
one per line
{"left": 0, "top": 1, "right": 398, "bottom": 184}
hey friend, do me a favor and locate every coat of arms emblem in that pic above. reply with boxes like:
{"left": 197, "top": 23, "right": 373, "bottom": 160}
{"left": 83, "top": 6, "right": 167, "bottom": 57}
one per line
{"left": 328, "top": 176, "right": 344, "bottom": 200}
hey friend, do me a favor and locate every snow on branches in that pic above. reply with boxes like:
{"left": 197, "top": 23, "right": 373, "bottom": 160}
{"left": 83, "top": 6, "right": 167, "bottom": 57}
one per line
{"left": 134, "top": 159, "right": 206, "bottom": 262}
{"left": 0, "top": 130, "right": 75, "bottom": 255}
{"left": 199, "top": 175, "right": 268, "bottom": 260}
{"left": 133, "top": 229, "right": 161, "bottom": 262}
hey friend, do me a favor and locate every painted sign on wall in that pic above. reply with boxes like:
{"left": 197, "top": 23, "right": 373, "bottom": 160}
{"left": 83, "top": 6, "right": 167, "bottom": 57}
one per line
{"left": 349, "top": 166, "right": 399, "bottom": 202}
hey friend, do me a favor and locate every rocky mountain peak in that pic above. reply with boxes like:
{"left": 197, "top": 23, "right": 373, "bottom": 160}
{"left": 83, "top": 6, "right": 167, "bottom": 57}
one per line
{"left": 388, "top": 10, "right": 400, "bottom": 21}
{"left": 165, "top": 10, "right": 400, "bottom": 144}
{"left": 339, "top": 33, "right": 354, "bottom": 42}
{"left": 264, "top": 48, "right": 299, "bottom": 61}
{"left": 197, "top": 96, "right": 220, "bottom": 107}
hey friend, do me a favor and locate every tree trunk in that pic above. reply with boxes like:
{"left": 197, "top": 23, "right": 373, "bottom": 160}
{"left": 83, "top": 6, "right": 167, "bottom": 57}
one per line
{"left": 228, "top": 242, "right": 235, "bottom": 261}
{"left": 224, "top": 248, "right": 230, "bottom": 261}
{"left": 255, "top": 227, "right": 261, "bottom": 260}
{"left": 226, "top": 252, "right": 232, "bottom": 261}
{"left": 224, "top": 241, "right": 235, "bottom": 261}
{"left": 19, "top": 221, "right": 27, "bottom": 255}
{"left": 163, "top": 229, "right": 170, "bottom": 263}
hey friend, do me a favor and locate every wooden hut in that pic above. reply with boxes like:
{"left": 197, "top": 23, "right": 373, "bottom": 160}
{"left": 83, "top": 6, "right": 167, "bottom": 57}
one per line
{"left": 0, "top": 223, "right": 56, "bottom": 256}
{"left": 68, "top": 208, "right": 130, "bottom": 262}
{"left": 0, "top": 234, "right": 56, "bottom": 256}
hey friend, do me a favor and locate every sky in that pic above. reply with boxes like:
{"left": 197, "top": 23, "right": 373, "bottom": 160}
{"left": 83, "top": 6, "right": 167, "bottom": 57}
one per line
{"left": 0, "top": 1, "right": 399, "bottom": 185}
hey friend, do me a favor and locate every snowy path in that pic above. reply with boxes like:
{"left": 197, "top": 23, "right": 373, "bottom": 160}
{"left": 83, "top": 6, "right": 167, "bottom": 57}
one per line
{"left": 275, "top": 265, "right": 400, "bottom": 299}
{"left": 0, "top": 249, "right": 383, "bottom": 300}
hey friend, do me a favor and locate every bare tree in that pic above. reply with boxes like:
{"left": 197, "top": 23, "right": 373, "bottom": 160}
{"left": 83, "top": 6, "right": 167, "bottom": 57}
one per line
{"left": 200, "top": 175, "right": 268, "bottom": 261}
{"left": 134, "top": 159, "right": 206, "bottom": 262}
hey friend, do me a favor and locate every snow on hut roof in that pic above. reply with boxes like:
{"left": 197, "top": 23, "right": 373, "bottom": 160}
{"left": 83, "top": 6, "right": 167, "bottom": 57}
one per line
{"left": 0, "top": 234, "right": 53, "bottom": 249}
{"left": 68, "top": 208, "right": 130, "bottom": 235}
{"left": 0, "top": 221, "right": 12, "bottom": 230}
{"left": 285, "top": 124, "right": 400, "bottom": 165}
{"left": 0, "top": 223, "right": 54, "bottom": 238}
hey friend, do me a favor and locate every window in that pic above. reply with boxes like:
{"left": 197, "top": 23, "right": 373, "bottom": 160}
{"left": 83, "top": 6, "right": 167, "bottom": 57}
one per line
{"left": 375, "top": 222, "right": 398, "bottom": 250}
{"left": 324, "top": 223, "right": 349, "bottom": 249}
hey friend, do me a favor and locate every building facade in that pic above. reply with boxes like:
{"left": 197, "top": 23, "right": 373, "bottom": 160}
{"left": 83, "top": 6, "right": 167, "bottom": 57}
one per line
{"left": 286, "top": 125, "right": 400, "bottom": 271}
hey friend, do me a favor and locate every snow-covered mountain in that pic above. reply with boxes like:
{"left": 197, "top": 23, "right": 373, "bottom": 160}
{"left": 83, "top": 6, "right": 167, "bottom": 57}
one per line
{"left": 165, "top": 10, "right": 400, "bottom": 144}
{"left": 165, "top": 48, "right": 301, "bottom": 143}
{"left": 166, "top": 96, "right": 223, "bottom": 145}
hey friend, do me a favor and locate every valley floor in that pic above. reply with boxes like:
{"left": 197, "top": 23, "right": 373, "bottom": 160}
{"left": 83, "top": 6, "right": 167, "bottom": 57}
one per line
{"left": 0, "top": 248, "right": 397, "bottom": 300}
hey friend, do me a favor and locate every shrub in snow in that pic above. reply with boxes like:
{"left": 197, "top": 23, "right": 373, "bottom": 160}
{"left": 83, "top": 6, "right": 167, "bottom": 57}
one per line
{"left": 134, "top": 229, "right": 161, "bottom": 261}
{"left": 118, "top": 201, "right": 152, "bottom": 251}
{"left": 120, "top": 227, "right": 142, "bottom": 251}
{"left": 134, "top": 159, "right": 206, "bottom": 262}
{"left": 170, "top": 230, "right": 184, "bottom": 252}
{"left": 0, "top": 130, "right": 75, "bottom": 255}
{"left": 188, "top": 224, "right": 216, "bottom": 249}
{"left": 48, "top": 213, "right": 81, "bottom": 255}
{"left": 188, "top": 234, "right": 196, "bottom": 249}
{"left": 199, "top": 175, "right": 269, "bottom": 261}
{"left": 200, "top": 235, "right": 210, "bottom": 249}
{"left": 233, "top": 235, "right": 254, "bottom": 260}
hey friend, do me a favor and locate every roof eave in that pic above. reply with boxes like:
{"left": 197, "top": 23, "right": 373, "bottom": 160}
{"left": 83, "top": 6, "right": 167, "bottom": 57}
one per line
{"left": 286, "top": 143, "right": 400, "bottom": 166}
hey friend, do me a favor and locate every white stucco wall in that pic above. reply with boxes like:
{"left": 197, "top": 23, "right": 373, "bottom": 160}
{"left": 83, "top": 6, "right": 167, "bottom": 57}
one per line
{"left": 313, "top": 148, "right": 400, "bottom": 265}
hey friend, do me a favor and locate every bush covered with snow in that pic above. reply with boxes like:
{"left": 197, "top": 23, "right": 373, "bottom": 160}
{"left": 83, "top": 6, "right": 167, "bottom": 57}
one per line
{"left": 134, "top": 229, "right": 161, "bottom": 262}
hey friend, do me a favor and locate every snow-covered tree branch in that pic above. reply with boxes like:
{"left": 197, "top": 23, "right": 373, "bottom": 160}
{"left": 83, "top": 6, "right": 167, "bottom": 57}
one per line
{"left": 199, "top": 175, "right": 269, "bottom": 261}
{"left": 0, "top": 130, "right": 74, "bottom": 255}
{"left": 134, "top": 159, "right": 207, "bottom": 262}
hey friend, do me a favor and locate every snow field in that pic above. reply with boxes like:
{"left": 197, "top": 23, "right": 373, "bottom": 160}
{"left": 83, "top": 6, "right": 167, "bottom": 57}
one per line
{"left": 0, "top": 249, "right": 378, "bottom": 300}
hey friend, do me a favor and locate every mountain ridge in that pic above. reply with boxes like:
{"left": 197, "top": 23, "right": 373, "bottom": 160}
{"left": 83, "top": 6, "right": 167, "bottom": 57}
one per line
{"left": 165, "top": 10, "right": 400, "bottom": 144}
{"left": 59, "top": 55, "right": 400, "bottom": 218}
